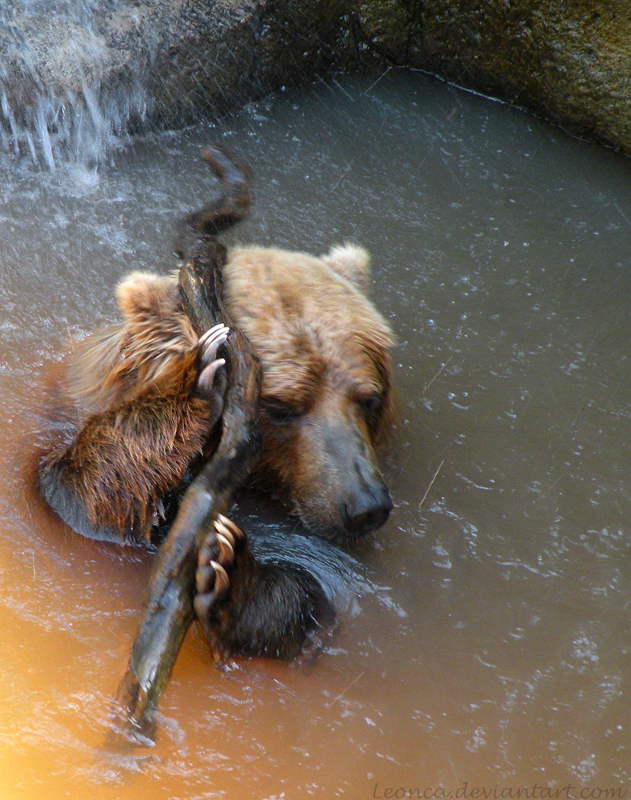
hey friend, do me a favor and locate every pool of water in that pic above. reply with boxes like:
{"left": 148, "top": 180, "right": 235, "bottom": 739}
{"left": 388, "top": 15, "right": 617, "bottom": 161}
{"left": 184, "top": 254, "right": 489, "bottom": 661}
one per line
{"left": 0, "top": 71, "right": 630, "bottom": 797}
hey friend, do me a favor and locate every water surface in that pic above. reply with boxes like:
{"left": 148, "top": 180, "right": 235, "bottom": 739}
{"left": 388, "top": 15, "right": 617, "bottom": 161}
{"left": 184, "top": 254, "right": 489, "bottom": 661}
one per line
{"left": 0, "top": 72, "right": 630, "bottom": 797}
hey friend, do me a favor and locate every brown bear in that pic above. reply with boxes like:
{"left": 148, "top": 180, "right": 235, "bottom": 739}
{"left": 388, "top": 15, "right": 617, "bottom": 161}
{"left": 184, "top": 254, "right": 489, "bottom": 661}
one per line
{"left": 38, "top": 149, "right": 394, "bottom": 660}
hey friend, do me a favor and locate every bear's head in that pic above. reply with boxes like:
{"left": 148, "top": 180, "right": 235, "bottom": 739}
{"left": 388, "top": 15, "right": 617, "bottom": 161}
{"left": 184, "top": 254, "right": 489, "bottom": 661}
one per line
{"left": 223, "top": 244, "right": 394, "bottom": 542}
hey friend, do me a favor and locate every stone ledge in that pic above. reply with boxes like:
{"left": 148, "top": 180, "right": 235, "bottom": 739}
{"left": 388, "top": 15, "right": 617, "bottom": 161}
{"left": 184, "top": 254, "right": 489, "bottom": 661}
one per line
{"left": 3, "top": 0, "right": 631, "bottom": 164}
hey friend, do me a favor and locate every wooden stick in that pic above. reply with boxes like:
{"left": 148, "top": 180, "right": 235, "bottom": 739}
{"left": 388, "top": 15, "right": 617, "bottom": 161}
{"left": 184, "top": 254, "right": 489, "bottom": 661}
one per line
{"left": 107, "top": 150, "right": 261, "bottom": 749}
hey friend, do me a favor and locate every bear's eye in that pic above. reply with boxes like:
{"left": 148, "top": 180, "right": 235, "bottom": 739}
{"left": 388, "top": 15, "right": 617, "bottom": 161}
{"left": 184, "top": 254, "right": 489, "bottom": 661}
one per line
{"left": 357, "top": 393, "right": 383, "bottom": 417}
{"left": 263, "top": 400, "right": 303, "bottom": 424}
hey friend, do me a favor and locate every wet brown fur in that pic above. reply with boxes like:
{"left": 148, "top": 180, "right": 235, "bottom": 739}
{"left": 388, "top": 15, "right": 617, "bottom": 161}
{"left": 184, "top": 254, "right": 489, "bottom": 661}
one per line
{"left": 39, "top": 243, "right": 394, "bottom": 542}
{"left": 39, "top": 273, "right": 218, "bottom": 543}
{"left": 222, "top": 244, "right": 394, "bottom": 535}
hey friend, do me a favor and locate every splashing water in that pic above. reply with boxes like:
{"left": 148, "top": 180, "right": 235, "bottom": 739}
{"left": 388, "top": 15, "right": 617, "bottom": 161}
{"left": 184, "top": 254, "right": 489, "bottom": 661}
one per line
{"left": 0, "top": 0, "right": 151, "bottom": 168}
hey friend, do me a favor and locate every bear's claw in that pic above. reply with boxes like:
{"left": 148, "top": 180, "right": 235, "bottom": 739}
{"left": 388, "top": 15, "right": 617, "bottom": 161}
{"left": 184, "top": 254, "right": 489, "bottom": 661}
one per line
{"left": 196, "top": 323, "right": 229, "bottom": 397}
{"left": 197, "top": 358, "right": 226, "bottom": 395}
{"left": 214, "top": 531, "right": 234, "bottom": 562}
{"left": 214, "top": 514, "right": 243, "bottom": 546}
{"left": 198, "top": 323, "right": 230, "bottom": 355}
{"left": 194, "top": 514, "right": 244, "bottom": 620}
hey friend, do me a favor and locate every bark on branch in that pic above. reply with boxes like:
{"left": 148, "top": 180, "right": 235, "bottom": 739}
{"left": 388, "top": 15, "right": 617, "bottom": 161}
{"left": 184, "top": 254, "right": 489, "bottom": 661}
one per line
{"left": 106, "top": 149, "right": 261, "bottom": 749}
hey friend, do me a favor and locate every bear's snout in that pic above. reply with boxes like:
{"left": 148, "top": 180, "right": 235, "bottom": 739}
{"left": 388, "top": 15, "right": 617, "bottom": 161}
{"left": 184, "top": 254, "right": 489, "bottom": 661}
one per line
{"left": 284, "top": 413, "right": 393, "bottom": 540}
{"left": 340, "top": 474, "right": 393, "bottom": 536}
{"left": 337, "top": 441, "right": 393, "bottom": 536}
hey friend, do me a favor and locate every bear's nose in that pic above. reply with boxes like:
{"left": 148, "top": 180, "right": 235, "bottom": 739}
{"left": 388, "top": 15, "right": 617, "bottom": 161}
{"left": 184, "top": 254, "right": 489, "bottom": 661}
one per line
{"left": 342, "top": 484, "right": 393, "bottom": 536}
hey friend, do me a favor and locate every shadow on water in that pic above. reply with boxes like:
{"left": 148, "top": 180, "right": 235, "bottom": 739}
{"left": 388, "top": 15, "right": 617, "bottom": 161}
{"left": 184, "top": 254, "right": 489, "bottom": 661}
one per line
{"left": 1, "top": 72, "right": 630, "bottom": 796}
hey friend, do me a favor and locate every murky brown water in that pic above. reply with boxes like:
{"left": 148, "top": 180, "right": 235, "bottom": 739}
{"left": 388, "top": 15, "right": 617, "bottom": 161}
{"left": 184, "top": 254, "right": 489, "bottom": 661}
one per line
{"left": 1, "top": 72, "right": 630, "bottom": 798}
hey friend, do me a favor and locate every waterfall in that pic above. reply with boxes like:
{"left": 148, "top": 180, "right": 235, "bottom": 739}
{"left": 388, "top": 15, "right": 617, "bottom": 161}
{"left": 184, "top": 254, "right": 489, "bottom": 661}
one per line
{"left": 0, "top": 0, "right": 153, "bottom": 169}
{"left": 0, "top": 1, "right": 366, "bottom": 172}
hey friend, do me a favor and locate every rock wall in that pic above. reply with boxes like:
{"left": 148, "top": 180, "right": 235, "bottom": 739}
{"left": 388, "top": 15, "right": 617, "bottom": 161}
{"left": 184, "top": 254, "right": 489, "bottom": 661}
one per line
{"left": 0, "top": 0, "right": 350, "bottom": 165}
{"left": 355, "top": 0, "right": 631, "bottom": 157}
{"left": 3, "top": 0, "right": 631, "bottom": 164}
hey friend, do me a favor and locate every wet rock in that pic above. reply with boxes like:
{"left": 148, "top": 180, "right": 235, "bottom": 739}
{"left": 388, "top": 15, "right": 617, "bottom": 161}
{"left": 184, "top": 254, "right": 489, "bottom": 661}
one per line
{"left": 4, "top": 0, "right": 631, "bottom": 165}
{"left": 0, "top": 0, "right": 349, "bottom": 166}
{"left": 355, "top": 0, "right": 631, "bottom": 157}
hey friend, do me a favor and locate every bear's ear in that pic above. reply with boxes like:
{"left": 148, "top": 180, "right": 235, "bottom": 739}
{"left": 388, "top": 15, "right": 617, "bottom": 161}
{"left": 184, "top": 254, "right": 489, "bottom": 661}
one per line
{"left": 116, "top": 271, "right": 178, "bottom": 323}
{"left": 322, "top": 244, "right": 371, "bottom": 294}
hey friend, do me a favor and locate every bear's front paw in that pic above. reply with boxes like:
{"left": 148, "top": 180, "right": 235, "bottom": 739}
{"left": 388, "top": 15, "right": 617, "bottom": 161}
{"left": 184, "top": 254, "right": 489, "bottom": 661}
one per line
{"left": 194, "top": 514, "right": 245, "bottom": 626}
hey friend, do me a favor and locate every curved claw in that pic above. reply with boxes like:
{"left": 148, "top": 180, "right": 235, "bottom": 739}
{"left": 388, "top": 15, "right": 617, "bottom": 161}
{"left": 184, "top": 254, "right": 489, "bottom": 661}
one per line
{"left": 215, "top": 532, "right": 234, "bottom": 563}
{"left": 202, "top": 333, "right": 229, "bottom": 362}
{"left": 198, "top": 324, "right": 230, "bottom": 363}
{"left": 195, "top": 515, "right": 245, "bottom": 627}
{"left": 210, "top": 561, "right": 230, "bottom": 597}
{"left": 213, "top": 517, "right": 234, "bottom": 548}
{"left": 215, "top": 514, "right": 243, "bottom": 544}
{"left": 197, "top": 358, "right": 226, "bottom": 394}
{"left": 198, "top": 323, "right": 230, "bottom": 349}
{"left": 195, "top": 559, "right": 230, "bottom": 602}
